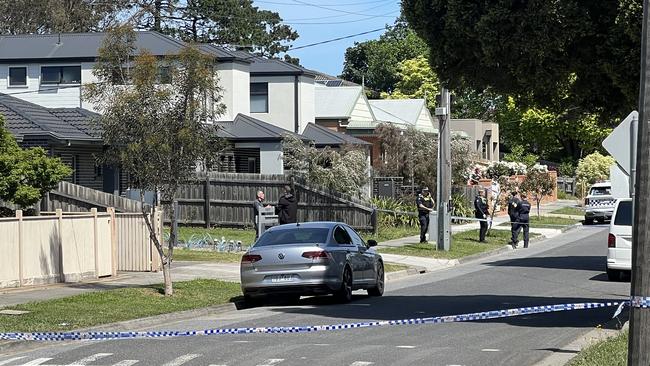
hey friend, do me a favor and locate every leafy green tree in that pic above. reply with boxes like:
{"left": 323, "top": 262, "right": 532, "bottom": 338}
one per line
{"left": 381, "top": 56, "right": 439, "bottom": 111}
{"left": 282, "top": 135, "right": 368, "bottom": 197}
{"left": 133, "top": 0, "right": 298, "bottom": 58}
{"left": 84, "top": 26, "right": 226, "bottom": 296}
{"left": 402, "top": 0, "right": 640, "bottom": 121}
{"left": 521, "top": 166, "right": 557, "bottom": 218}
{"left": 575, "top": 152, "right": 616, "bottom": 197}
{"left": 503, "top": 146, "right": 539, "bottom": 168}
{"left": 0, "top": 114, "right": 72, "bottom": 208}
{"left": 341, "top": 19, "right": 428, "bottom": 96}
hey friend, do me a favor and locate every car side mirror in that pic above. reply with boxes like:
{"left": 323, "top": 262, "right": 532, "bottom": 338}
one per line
{"left": 367, "top": 239, "right": 378, "bottom": 247}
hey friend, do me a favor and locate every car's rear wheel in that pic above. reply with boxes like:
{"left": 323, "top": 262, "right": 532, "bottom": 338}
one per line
{"left": 607, "top": 268, "right": 622, "bottom": 281}
{"left": 368, "top": 262, "right": 384, "bottom": 297}
{"left": 584, "top": 218, "right": 594, "bottom": 225}
{"left": 335, "top": 266, "right": 353, "bottom": 303}
{"left": 244, "top": 293, "right": 265, "bottom": 306}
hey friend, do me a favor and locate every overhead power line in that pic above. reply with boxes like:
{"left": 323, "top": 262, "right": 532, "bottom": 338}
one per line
{"left": 288, "top": 0, "right": 396, "bottom": 17}
{"left": 256, "top": 0, "right": 396, "bottom": 7}
{"left": 288, "top": 27, "right": 385, "bottom": 50}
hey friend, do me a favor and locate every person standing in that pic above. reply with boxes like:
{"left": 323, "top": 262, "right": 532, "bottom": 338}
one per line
{"left": 474, "top": 189, "right": 489, "bottom": 243}
{"left": 514, "top": 193, "right": 532, "bottom": 248}
{"left": 507, "top": 191, "right": 520, "bottom": 247}
{"left": 276, "top": 185, "right": 298, "bottom": 225}
{"left": 416, "top": 187, "right": 435, "bottom": 243}
{"left": 253, "top": 190, "right": 270, "bottom": 239}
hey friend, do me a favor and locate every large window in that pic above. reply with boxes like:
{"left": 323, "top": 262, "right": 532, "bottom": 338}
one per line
{"left": 8, "top": 67, "right": 27, "bottom": 86}
{"left": 250, "top": 82, "right": 268, "bottom": 113}
{"left": 41, "top": 66, "right": 81, "bottom": 85}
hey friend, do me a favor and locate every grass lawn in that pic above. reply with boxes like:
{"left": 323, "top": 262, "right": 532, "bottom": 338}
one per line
{"left": 362, "top": 225, "right": 420, "bottom": 243}
{"left": 172, "top": 248, "right": 243, "bottom": 263}
{"left": 166, "top": 226, "right": 256, "bottom": 246}
{"left": 0, "top": 279, "right": 241, "bottom": 333}
{"left": 384, "top": 263, "right": 409, "bottom": 272}
{"left": 567, "top": 331, "right": 627, "bottom": 366}
{"left": 379, "top": 229, "right": 532, "bottom": 259}
{"left": 497, "top": 215, "right": 580, "bottom": 228}
{"left": 551, "top": 207, "right": 585, "bottom": 216}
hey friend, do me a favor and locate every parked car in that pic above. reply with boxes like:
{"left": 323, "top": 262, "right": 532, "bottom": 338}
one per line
{"left": 240, "top": 222, "right": 384, "bottom": 304}
{"left": 607, "top": 198, "right": 632, "bottom": 281}
{"left": 584, "top": 182, "right": 616, "bottom": 224}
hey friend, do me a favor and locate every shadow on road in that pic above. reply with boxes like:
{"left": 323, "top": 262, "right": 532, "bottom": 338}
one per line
{"left": 484, "top": 255, "right": 605, "bottom": 272}
{"left": 266, "top": 294, "right": 628, "bottom": 331}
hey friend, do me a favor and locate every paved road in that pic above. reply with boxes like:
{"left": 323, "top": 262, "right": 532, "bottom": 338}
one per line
{"left": 1, "top": 225, "right": 630, "bottom": 366}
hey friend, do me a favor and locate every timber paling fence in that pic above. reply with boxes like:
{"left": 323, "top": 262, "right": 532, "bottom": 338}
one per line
{"left": 41, "top": 181, "right": 143, "bottom": 213}
{"left": 167, "top": 172, "right": 377, "bottom": 232}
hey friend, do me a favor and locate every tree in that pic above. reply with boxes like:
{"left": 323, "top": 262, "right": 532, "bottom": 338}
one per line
{"left": 0, "top": 0, "right": 128, "bottom": 34}
{"left": 575, "top": 152, "right": 616, "bottom": 197}
{"left": 382, "top": 56, "right": 439, "bottom": 111}
{"left": 521, "top": 165, "right": 556, "bottom": 218}
{"left": 0, "top": 114, "right": 72, "bottom": 208}
{"left": 401, "top": 0, "right": 641, "bottom": 122}
{"left": 132, "top": 0, "right": 298, "bottom": 59}
{"left": 503, "top": 146, "right": 539, "bottom": 168}
{"left": 282, "top": 135, "right": 368, "bottom": 197}
{"left": 341, "top": 18, "right": 428, "bottom": 96}
{"left": 84, "top": 26, "right": 226, "bottom": 296}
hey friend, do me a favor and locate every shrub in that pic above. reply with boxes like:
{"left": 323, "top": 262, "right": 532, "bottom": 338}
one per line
{"left": 575, "top": 152, "right": 614, "bottom": 197}
{"left": 370, "top": 197, "right": 418, "bottom": 227}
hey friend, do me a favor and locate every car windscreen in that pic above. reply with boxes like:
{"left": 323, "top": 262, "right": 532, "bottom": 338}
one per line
{"left": 589, "top": 187, "right": 611, "bottom": 196}
{"left": 614, "top": 201, "right": 632, "bottom": 226}
{"left": 255, "top": 228, "right": 330, "bottom": 247}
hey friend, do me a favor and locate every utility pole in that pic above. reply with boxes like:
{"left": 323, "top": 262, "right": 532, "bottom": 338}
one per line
{"left": 435, "top": 88, "right": 451, "bottom": 251}
{"left": 629, "top": 0, "right": 650, "bottom": 363}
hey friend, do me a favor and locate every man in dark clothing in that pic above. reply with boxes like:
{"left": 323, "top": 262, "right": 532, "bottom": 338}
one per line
{"left": 474, "top": 189, "right": 489, "bottom": 242}
{"left": 276, "top": 185, "right": 298, "bottom": 225}
{"left": 507, "top": 191, "right": 520, "bottom": 247}
{"left": 253, "top": 190, "right": 270, "bottom": 239}
{"left": 416, "top": 187, "right": 435, "bottom": 243}
{"left": 514, "top": 193, "right": 532, "bottom": 248}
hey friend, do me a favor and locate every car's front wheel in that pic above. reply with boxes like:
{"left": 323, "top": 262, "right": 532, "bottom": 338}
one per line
{"left": 335, "top": 266, "right": 353, "bottom": 303}
{"left": 368, "top": 262, "right": 384, "bottom": 297}
{"left": 607, "top": 268, "right": 623, "bottom": 281}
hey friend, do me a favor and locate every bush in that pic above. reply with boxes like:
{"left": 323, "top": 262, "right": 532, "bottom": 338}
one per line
{"left": 450, "top": 193, "right": 473, "bottom": 223}
{"left": 575, "top": 152, "right": 615, "bottom": 197}
{"left": 370, "top": 197, "right": 418, "bottom": 227}
{"left": 558, "top": 160, "right": 576, "bottom": 177}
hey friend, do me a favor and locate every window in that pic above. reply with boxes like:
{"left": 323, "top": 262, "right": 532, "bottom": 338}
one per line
{"left": 41, "top": 66, "right": 81, "bottom": 85}
{"left": 255, "top": 228, "right": 330, "bottom": 247}
{"left": 8, "top": 67, "right": 27, "bottom": 86}
{"left": 333, "top": 226, "right": 352, "bottom": 245}
{"left": 614, "top": 201, "right": 632, "bottom": 226}
{"left": 250, "top": 82, "right": 268, "bottom": 113}
{"left": 158, "top": 66, "right": 171, "bottom": 84}
{"left": 589, "top": 187, "right": 611, "bottom": 196}
{"left": 345, "top": 226, "right": 366, "bottom": 249}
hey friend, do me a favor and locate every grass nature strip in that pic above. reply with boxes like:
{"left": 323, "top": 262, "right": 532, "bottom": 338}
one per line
{"left": 0, "top": 279, "right": 241, "bottom": 333}
{"left": 567, "top": 331, "right": 627, "bottom": 366}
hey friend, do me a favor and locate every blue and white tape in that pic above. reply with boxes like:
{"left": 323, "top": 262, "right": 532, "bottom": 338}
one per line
{"left": 2, "top": 298, "right": 648, "bottom": 342}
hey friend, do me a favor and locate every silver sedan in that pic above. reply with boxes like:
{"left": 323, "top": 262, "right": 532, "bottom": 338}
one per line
{"left": 240, "top": 221, "right": 384, "bottom": 304}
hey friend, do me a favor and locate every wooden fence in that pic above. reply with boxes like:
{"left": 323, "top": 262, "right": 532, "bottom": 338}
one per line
{"left": 168, "top": 172, "right": 377, "bottom": 231}
{"left": 41, "top": 181, "right": 142, "bottom": 213}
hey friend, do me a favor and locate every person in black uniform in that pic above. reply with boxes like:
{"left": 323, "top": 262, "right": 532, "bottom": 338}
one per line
{"left": 507, "top": 191, "right": 520, "bottom": 247}
{"left": 514, "top": 193, "right": 532, "bottom": 248}
{"left": 416, "top": 187, "right": 435, "bottom": 243}
{"left": 474, "top": 189, "right": 489, "bottom": 242}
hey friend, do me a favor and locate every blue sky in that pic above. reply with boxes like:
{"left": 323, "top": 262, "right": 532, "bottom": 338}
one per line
{"left": 253, "top": 0, "right": 401, "bottom": 76}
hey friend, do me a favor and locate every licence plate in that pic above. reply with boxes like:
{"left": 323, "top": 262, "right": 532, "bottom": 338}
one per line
{"left": 270, "top": 274, "right": 295, "bottom": 283}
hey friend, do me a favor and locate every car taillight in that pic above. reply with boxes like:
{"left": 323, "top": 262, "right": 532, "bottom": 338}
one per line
{"left": 302, "top": 250, "right": 329, "bottom": 259}
{"left": 241, "top": 254, "right": 262, "bottom": 263}
{"left": 608, "top": 234, "right": 616, "bottom": 248}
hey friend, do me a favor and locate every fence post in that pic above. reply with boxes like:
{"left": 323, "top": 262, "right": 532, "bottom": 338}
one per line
{"left": 91, "top": 208, "right": 99, "bottom": 278}
{"left": 16, "top": 210, "right": 23, "bottom": 287}
{"left": 56, "top": 209, "right": 64, "bottom": 282}
{"left": 371, "top": 208, "right": 378, "bottom": 235}
{"left": 204, "top": 175, "right": 211, "bottom": 229}
{"left": 107, "top": 207, "right": 117, "bottom": 277}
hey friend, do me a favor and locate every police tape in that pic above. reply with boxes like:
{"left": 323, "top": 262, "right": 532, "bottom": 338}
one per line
{"left": 2, "top": 297, "right": 648, "bottom": 342}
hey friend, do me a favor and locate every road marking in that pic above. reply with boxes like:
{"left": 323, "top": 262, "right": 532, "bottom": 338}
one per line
{"left": 349, "top": 362, "right": 374, "bottom": 366}
{"left": 233, "top": 340, "right": 251, "bottom": 343}
{"left": 256, "top": 359, "right": 284, "bottom": 366}
{"left": 20, "top": 359, "right": 53, "bottom": 365}
{"left": 396, "top": 346, "right": 416, "bottom": 349}
{"left": 112, "top": 361, "right": 140, "bottom": 366}
{"left": 70, "top": 353, "right": 113, "bottom": 365}
{"left": 481, "top": 349, "right": 500, "bottom": 352}
{"left": 0, "top": 357, "right": 26, "bottom": 366}
{"left": 312, "top": 344, "right": 330, "bottom": 346}
{"left": 161, "top": 354, "right": 201, "bottom": 366}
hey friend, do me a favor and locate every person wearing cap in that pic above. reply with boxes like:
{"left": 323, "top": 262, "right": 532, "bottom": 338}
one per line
{"left": 416, "top": 187, "right": 435, "bottom": 243}
{"left": 513, "top": 193, "right": 532, "bottom": 248}
{"left": 507, "top": 190, "right": 520, "bottom": 246}
{"left": 474, "top": 189, "right": 489, "bottom": 242}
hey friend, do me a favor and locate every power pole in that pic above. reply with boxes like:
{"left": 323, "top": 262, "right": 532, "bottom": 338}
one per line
{"left": 435, "top": 88, "right": 451, "bottom": 251}
{"left": 629, "top": 0, "right": 650, "bottom": 364}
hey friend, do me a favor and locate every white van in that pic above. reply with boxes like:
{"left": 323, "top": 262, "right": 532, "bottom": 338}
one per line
{"left": 607, "top": 198, "right": 632, "bottom": 281}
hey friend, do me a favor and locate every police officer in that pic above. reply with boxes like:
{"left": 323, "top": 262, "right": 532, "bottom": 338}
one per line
{"left": 474, "top": 189, "right": 489, "bottom": 242}
{"left": 514, "top": 193, "right": 532, "bottom": 248}
{"left": 416, "top": 187, "right": 435, "bottom": 243}
{"left": 507, "top": 191, "right": 520, "bottom": 247}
